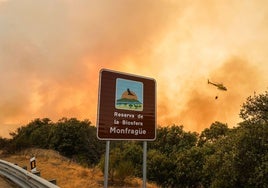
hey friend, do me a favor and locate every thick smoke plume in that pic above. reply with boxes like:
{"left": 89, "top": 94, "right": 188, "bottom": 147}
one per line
{"left": 0, "top": 0, "right": 178, "bottom": 137}
{"left": 1, "top": 0, "right": 268, "bottom": 137}
{"left": 176, "top": 57, "right": 264, "bottom": 132}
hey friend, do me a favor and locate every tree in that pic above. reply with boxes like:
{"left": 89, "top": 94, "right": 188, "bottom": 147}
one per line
{"left": 0, "top": 137, "right": 9, "bottom": 149}
{"left": 240, "top": 91, "right": 268, "bottom": 124}
{"left": 198, "top": 121, "right": 229, "bottom": 146}
{"left": 201, "top": 122, "right": 268, "bottom": 187}
{"left": 147, "top": 149, "right": 176, "bottom": 187}
{"left": 202, "top": 132, "right": 237, "bottom": 187}
{"left": 49, "top": 118, "right": 105, "bottom": 165}
{"left": 99, "top": 145, "right": 136, "bottom": 184}
{"left": 28, "top": 118, "right": 53, "bottom": 148}
{"left": 233, "top": 123, "right": 268, "bottom": 187}
{"left": 200, "top": 91, "right": 268, "bottom": 187}
{"left": 115, "top": 160, "right": 135, "bottom": 184}
{"left": 7, "top": 118, "right": 52, "bottom": 152}
{"left": 252, "top": 153, "right": 268, "bottom": 187}
{"left": 175, "top": 147, "right": 205, "bottom": 187}
{"left": 236, "top": 91, "right": 268, "bottom": 186}
{"left": 149, "top": 125, "right": 198, "bottom": 156}
{"left": 120, "top": 142, "right": 143, "bottom": 177}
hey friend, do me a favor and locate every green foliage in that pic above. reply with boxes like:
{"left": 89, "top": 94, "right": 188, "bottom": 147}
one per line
{"left": 240, "top": 91, "right": 268, "bottom": 124}
{"left": 201, "top": 122, "right": 268, "bottom": 187}
{"left": 252, "top": 153, "right": 268, "bottom": 187}
{"left": 115, "top": 160, "right": 135, "bottom": 183}
{"left": 2, "top": 90, "right": 268, "bottom": 187}
{"left": 0, "top": 137, "right": 9, "bottom": 149}
{"left": 147, "top": 149, "right": 176, "bottom": 186}
{"left": 120, "top": 142, "right": 143, "bottom": 177}
{"left": 4, "top": 117, "right": 105, "bottom": 166}
{"left": 109, "top": 147, "right": 122, "bottom": 181}
{"left": 7, "top": 118, "right": 52, "bottom": 152}
{"left": 149, "top": 125, "right": 198, "bottom": 156}
{"left": 234, "top": 91, "right": 268, "bottom": 186}
{"left": 233, "top": 123, "right": 268, "bottom": 187}
{"left": 146, "top": 125, "right": 199, "bottom": 187}
{"left": 49, "top": 118, "right": 86, "bottom": 156}
{"left": 49, "top": 118, "right": 105, "bottom": 165}
{"left": 198, "top": 121, "right": 229, "bottom": 146}
{"left": 202, "top": 132, "right": 237, "bottom": 187}
{"left": 175, "top": 147, "right": 205, "bottom": 187}
{"left": 98, "top": 126, "right": 199, "bottom": 187}
{"left": 99, "top": 143, "right": 138, "bottom": 183}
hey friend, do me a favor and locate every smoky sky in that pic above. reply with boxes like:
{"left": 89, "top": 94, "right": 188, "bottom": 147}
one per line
{"left": 1, "top": 0, "right": 268, "bottom": 137}
{"left": 176, "top": 57, "right": 264, "bottom": 132}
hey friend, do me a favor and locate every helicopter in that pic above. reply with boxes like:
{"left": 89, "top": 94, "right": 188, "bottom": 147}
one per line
{"left": 208, "top": 79, "right": 227, "bottom": 91}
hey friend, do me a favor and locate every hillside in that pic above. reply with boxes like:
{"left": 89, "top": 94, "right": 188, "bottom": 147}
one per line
{"left": 0, "top": 148, "right": 159, "bottom": 188}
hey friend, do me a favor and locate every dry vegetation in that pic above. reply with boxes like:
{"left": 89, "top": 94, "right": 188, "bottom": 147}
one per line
{"left": 0, "top": 148, "right": 159, "bottom": 188}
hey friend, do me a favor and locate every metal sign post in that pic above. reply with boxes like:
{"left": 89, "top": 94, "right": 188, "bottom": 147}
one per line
{"left": 143, "top": 141, "right": 147, "bottom": 188}
{"left": 104, "top": 141, "right": 110, "bottom": 188}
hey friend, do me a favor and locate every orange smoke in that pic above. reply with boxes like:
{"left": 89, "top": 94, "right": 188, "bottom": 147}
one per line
{"left": 0, "top": 0, "right": 178, "bottom": 137}
{"left": 174, "top": 57, "right": 264, "bottom": 132}
{"left": 1, "top": 0, "right": 268, "bottom": 138}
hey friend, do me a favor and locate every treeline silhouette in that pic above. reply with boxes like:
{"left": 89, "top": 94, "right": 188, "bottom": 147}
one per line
{"left": 1, "top": 91, "right": 268, "bottom": 187}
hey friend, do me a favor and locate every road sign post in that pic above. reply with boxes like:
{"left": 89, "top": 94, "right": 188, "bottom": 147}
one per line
{"left": 97, "top": 69, "right": 156, "bottom": 187}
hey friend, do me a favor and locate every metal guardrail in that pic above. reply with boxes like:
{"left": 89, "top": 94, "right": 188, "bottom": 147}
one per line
{"left": 0, "top": 159, "right": 60, "bottom": 188}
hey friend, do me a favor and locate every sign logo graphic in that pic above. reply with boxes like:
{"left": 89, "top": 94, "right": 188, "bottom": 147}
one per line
{"left": 115, "top": 78, "right": 143, "bottom": 111}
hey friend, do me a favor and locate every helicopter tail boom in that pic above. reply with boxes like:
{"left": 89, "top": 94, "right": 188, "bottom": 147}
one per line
{"left": 208, "top": 79, "right": 216, "bottom": 86}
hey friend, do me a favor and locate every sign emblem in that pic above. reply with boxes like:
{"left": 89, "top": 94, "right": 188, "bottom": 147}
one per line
{"left": 115, "top": 78, "right": 143, "bottom": 111}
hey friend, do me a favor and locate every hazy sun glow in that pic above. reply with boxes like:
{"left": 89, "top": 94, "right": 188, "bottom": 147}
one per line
{"left": 1, "top": 0, "right": 268, "bottom": 137}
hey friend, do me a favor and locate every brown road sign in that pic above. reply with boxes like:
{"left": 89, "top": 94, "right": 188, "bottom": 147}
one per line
{"left": 97, "top": 69, "right": 156, "bottom": 140}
